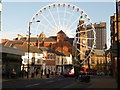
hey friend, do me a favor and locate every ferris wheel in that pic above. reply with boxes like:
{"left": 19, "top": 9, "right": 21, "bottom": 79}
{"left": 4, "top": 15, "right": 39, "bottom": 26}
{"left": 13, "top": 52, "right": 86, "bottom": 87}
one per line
{"left": 29, "top": 3, "right": 96, "bottom": 65}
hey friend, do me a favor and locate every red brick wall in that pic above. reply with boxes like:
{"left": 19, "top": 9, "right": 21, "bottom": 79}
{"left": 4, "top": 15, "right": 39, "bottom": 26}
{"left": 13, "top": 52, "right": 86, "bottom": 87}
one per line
{"left": 57, "top": 34, "right": 66, "bottom": 42}
{"left": 46, "top": 53, "right": 56, "bottom": 65}
{"left": 46, "top": 60, "right": 55, "bottom": 65}
{"left": 2, "top": 39, "right": 9, "bottom": 43}
{"left": 44, "top": 42, "right": 56, "bottom": 47}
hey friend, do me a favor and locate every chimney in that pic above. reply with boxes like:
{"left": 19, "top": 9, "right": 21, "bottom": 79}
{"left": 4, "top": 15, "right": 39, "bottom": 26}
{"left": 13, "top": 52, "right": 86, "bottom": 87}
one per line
{"left": 26, "top": 34, "right": 29, "bottom": 40}
{"left": 18, "top": 34, "right": 23, "bottom": 40}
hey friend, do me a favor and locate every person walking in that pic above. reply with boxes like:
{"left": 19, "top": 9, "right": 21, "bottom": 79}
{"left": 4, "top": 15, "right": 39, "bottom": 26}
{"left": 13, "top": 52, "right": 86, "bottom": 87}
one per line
{"left": 46, "top": 69, "right": 50, "bottom": 78}
{"left": 41, "top": 69, "right": 43, "bottom": 79}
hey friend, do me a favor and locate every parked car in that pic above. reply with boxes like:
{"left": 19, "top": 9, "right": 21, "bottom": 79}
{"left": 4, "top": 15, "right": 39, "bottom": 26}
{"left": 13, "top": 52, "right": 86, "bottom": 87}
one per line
{"left": 97, "top": 72, "right": 105, "bottom": 76}
{"left": 86, "top": 69, "right": 97, "bottom": 75}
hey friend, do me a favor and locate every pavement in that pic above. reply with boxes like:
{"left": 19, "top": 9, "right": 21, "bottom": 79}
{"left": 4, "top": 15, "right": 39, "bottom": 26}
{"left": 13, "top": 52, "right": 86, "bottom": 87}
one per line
{"left": 88, "top": 76, "right": 117, "bottom": 88}
{"left": 2, "top": 74, "right": 57, "bottom": 82}
{"left": 1, "top": 75, "right": 118, "bottom": 88}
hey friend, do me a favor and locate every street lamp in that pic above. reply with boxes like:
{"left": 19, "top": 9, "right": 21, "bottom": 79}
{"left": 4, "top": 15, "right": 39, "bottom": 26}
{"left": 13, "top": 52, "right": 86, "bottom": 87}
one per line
{"left": 27, "top": 20, "right": 40, "bottom": 78}
{"left": 103, "top": 44, "right": 107, "bottom": 74}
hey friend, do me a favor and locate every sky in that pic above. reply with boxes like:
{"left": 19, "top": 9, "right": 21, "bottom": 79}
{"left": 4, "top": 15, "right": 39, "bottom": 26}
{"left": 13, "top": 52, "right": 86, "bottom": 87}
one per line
{"left": 0, "top": 0, "right": 117, "bottom": 48}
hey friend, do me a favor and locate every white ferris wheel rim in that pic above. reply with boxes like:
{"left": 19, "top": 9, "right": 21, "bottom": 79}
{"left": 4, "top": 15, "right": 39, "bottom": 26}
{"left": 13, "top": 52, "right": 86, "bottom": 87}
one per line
{"left": 28, "top": 2, "right": 96, "bottom": 65}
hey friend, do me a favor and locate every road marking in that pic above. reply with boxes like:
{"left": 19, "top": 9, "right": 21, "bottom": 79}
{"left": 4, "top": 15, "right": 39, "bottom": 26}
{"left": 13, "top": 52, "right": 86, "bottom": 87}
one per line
{"left": 25, "top": 83, "right": 40, "bottom": 87}
{"left": 46, "top": 80, "right": 54, "bottom": 83}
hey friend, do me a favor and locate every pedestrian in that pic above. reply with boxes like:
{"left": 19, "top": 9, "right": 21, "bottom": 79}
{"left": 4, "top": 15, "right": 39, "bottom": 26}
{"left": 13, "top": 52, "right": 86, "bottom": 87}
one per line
{"left": 36, "top": 69, "right": 39, "bottom": 77}
{"left": 12, "top": 69, "right": 17, "bottom": 79}
{"left": 26, "top": 69, "right": 29, "bottom": 78}
{"left": 48, "top": 69, "right": 50, "bottom": 77}
{"left": 41, "top": 69, "right": 43, "bottom": 78}
{"left": 46, "top": 69, "right": 50, "bottom": 78}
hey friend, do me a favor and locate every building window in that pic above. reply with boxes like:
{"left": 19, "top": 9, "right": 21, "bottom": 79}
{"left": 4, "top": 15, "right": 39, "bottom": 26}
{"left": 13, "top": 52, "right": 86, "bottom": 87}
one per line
{"left": 57, "top": 58, "right": 59, "bottom": 64}
{"left": 32, "top": 57, "right": 35, "bottom": 63}
{"left": 37, "top": 59, "right": 41, "bottom": 63}
{"left": 48, "top": 54, "right": 53, "bottom": 60}
{"left": 31, "top": 43, "right": 36, "bottom": 45}
{"left": 48, "top": 54, "right": 50, "bottom": 59}
{"left": 37, "top": 53, "right": 41, "bottom": 56}
{"left": 91, "top": 59, "right": 95, "bottom": 64}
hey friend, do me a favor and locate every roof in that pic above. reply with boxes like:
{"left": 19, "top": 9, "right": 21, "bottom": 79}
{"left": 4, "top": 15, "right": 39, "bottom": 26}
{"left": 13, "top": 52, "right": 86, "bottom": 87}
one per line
{"left": 25, "top": 37, "right": 43, "bottom": 42}
{"left": 4, "top": 40, "right": 13, "bottom": 47}
{"left": 57, "top": 30, "right": 66, "bottom": 35}
{"left": 14, "top": 37, "right": 26, "bottom": 42}
{"left": 14, "top": 43, "right": 42, "bottom": 53}
{"left": 39, "top": 47, "right": 48, "bottom": 51}
{"left": 49, "top": 36, "right": 57, "bottom": 40}
{"left": 44, "top": 38, "right": 56, "bottom": 42}
{"left": 55, "top": 47, "right": 70, "bottom": 56}
{"left": 25, "top": 37, "right": 56, "bottom": 42}
{"left": 19, "top": 38, "right": 27, "bottom": 42}
{"left": 47, "top": 48, "right": 65, "bottom": 56}
{"left": 0, "top": 44, "right": 24, "bottom": 56}
{"left": 39, "top": 47, "right": 65, "bottom": 56}
{"left": 64, "top": 38, "right": 74, "bottom": 45}
{"left": 4, "top": 40, "right": 23, "bottom": 47}
{"left": 26, "top": 37, "right": 37, "bottom": 42}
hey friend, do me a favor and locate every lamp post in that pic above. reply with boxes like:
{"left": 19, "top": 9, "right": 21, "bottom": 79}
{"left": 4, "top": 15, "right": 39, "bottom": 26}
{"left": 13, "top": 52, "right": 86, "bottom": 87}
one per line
{"left": 27, "top": 20, "right": 40, "bottom": 78}
{"left": 104, "top": 44, "right": 107, "bottom": 75}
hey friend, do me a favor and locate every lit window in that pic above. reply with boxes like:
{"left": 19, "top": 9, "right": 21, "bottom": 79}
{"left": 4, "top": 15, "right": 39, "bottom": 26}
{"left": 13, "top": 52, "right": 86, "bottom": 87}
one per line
{"left": 91, "top": 59, "right": 95, "bottom": 64}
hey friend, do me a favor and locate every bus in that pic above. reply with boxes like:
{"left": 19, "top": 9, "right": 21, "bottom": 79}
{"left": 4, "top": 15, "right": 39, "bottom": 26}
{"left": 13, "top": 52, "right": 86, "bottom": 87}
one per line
{"left": 62, "top": 65, "right": 96, "bottom": 76}
{"left": 62, "top": 64, "right": 75, "bottom": 77}
{"left": 80, "top": 67, "right": 88, "bottom": 74}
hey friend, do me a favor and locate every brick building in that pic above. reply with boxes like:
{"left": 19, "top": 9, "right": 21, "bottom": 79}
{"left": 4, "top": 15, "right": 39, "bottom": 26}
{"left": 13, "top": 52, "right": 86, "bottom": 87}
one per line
{"left": 2, "top": 30, "right": 74, "bottom": 74}
{"left": 110, "top": 1, "right": 120, "bottom": 78}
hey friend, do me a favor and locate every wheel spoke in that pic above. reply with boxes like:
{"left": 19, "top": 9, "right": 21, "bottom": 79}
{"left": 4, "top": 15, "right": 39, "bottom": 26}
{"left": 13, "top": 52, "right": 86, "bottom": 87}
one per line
{"left": 48, "top": 9, "right": 58, "bottom": 28}
{"left": 37, "top": 22, "right": 53, "bottom": 32}
{"left": 65, "top": 11, "right": 78, "bottom": 29}
{"left": 76, "top": 48, "right": 85, "bottom": 55}
{"left": 57, "top": 5, "right": 61, "bottom": 27}
{"left": 76, "top": 37, "right": 94, "bottom": 40}
{"left": 41, "top": 14, "right": 55, "bottom": 29}
{"left": 77, "top": 42, "right": 92, "bottom": 49}
{"left": 62, "top": 5, "right": 67, "bottom": 27}
{"left": 29, "top": 3, "right": 96, "bottom": 65}
{"left": 67, "top": 16, "right": 80, "bottom": 30}
{"left": 77, "top": 28, "right": 94, "bottom": 33}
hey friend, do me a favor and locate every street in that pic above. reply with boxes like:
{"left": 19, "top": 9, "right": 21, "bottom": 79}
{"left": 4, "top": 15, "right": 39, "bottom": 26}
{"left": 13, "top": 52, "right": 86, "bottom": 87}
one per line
{"left": 2, "top": 75, "right": 92, "bottom": 89}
